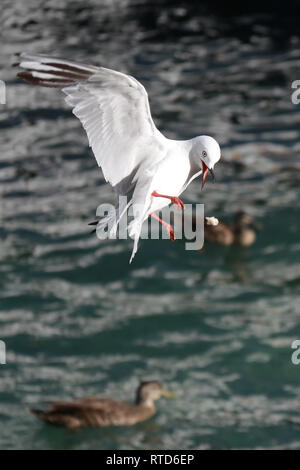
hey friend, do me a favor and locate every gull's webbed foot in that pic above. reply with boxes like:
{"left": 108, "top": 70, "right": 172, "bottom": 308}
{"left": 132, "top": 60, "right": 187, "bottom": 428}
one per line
{"left": 151, "top": 191, "right": 185, "bottom": 210}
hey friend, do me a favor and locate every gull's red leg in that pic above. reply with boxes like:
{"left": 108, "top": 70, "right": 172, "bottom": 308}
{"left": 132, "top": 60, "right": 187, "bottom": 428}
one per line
{"left": 150, "top": 212, "right": 175, "bottom": 242}
{"left": 152, "top": 190, "right": 185, "bottom": 210}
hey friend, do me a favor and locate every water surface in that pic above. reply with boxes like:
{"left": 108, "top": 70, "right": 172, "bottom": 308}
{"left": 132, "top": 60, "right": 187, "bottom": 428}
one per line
{"left": 1, "top": 0, "right": 300, "bottom": 449}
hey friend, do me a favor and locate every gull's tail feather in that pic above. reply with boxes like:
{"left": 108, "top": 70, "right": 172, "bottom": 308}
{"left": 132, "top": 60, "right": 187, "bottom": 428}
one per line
{"left": 128, "top": 219, "right": 143, "bottom": 264}
{"left": 96, "top": 208, "right": 118, "bottom": 239}
{"left": 93, "top": 199, "right": 132, "bottom": 239}
{"left": 111, "top": 199, "right": 131, "bottom": 238}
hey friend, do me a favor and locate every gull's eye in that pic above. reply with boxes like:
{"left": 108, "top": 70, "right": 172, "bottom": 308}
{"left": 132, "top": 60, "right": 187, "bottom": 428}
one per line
{"left": 202, "top": 150, "right": 207, "bottom": 158}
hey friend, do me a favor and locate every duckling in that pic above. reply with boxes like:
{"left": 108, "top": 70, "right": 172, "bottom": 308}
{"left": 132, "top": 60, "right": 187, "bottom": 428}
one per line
{"left": 204, "top": 211, "right": 260, "bottom": 246}
{"left": 30, "top": 381, "right": 175, "bottom": 429}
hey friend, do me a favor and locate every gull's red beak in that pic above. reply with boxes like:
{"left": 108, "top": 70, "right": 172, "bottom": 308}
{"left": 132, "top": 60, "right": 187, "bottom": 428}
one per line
{"left": 201, "top": 162, "right": 215, "bottom": 189}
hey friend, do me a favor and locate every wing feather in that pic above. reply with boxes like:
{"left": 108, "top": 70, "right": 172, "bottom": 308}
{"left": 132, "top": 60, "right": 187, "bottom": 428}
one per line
{"left": 15, "top": 53, "right": 167, "bottom": 187}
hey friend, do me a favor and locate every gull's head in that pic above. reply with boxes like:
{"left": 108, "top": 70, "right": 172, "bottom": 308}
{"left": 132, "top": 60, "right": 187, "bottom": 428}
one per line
{"left": 192, "top": 135, "right": 221, "bottom": 188}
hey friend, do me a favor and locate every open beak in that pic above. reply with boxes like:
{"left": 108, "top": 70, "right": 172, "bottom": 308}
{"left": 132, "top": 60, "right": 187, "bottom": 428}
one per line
{"left": 161, "top": 388, "right": 176, "bottom": 399}
{"left": 201, "top": 162, "right": 215, "bottom": 189}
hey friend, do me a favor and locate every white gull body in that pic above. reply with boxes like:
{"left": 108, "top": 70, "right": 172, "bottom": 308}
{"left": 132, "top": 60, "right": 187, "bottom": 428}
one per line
{"left": 15, "top": 53, "right": 221, "bottom": 262}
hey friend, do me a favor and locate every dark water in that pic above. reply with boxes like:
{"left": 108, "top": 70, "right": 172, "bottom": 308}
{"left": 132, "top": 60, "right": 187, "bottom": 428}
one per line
{"left": 1, "top": 0, "right": 300, "bottom": 450}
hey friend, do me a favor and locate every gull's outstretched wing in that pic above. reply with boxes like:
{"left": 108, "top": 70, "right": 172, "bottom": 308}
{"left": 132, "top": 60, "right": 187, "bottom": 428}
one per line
{"left": 15, "top": 53, "right": 167, "bottom": 187}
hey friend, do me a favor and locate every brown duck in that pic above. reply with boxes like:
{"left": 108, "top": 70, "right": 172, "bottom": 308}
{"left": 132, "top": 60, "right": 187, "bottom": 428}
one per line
{"left": 202, "top": 211, "right": 260, "bottom": 247}
{"left": 30, "top": 381, "right": 175, "bottom": 429}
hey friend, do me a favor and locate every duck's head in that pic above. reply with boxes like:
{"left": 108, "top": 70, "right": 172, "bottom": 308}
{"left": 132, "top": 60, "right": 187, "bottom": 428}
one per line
{"left": 234, "top": 211, "right": 251, "bottom": 225}
{"left": 136, "top": 381, "right": 175, "bottom": 406}
{"left": 233, "top": 211, "right": 261, "bottom": 246}
{"left": 234, "top": 211, "right": 261, "bottom": 229}
{"left": 192, "top": 135, "right": 221, "bottom": 188}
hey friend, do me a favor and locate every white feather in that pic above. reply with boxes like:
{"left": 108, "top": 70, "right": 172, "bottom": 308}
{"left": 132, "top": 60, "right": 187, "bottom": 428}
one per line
{"left": 17, "top": 53, "right": 221, "bottom": 262}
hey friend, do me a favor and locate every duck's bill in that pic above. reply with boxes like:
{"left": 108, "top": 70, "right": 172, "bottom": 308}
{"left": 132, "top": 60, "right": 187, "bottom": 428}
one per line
{"left": 161, "top": 389, "right": 176, "bottom": 398}
{"left": 201, "top": 162, "right": 215, "bottom": 189}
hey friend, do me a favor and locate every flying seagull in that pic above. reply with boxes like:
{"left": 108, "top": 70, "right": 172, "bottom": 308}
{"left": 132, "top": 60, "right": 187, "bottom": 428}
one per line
{"left": 15, "top": 53, "right": 221, "bottom": 262}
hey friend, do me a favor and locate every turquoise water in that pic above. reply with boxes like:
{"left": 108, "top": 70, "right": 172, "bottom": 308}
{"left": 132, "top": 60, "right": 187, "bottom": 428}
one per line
{"left": 1, "top": 0, "right": 300, "bottom": 449}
